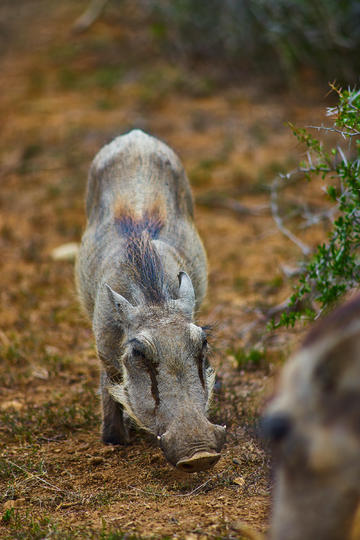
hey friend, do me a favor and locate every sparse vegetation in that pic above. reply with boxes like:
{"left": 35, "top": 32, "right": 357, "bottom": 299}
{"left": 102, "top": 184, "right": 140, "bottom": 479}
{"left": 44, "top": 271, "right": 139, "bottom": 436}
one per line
{"left": 0, "top": 510, "right": 146, "bottom": 540}
{"left": 228, "top": 347, "right": 266, "bottom": 371}
{"left": 0, "top": 395, "right": 98, "bottom": 444}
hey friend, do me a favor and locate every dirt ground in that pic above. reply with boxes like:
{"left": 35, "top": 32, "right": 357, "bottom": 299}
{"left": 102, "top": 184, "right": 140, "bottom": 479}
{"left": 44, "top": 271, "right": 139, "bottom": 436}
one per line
{"left": 0, "top": 2, "right": 337, "bottom": 539}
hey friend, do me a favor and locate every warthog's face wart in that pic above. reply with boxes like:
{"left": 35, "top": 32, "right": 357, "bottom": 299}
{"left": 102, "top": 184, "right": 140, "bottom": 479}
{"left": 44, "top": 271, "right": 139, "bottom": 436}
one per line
{"left": 103, "top": 276, "right": 225, "bottom": 472}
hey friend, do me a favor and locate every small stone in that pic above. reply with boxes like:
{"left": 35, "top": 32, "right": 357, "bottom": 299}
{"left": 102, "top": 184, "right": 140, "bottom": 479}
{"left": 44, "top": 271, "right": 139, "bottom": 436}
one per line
{"left": 79, "top": 443, "right": 90, "bottom": 451}
{"left": 51, "top": 243, "right": 79, "bottom": 261}
{"left": 99, "top": 446, "right": 115, "bottom": 456}
{"left": 31, "top": 366, "right": 49, "bottom": 380}
{"left": 0, "top": 330, "right": 10, "bottom": 347}
{"left": 230, "top": 520, "right": 255, "bottom": 534}
{"left": 0, "top": 400, "right": 23, "bottom": 412}
{"left": 233, "top": 476, "right": 245, "bottom": 487}
{"left": 44, "top": 345, "right": 60, "bottom": 355}
{"left": 3, "top": 499, "right": 25, "bottom": 509}
{"left": 89, "top": 456, "right": 104, "bottom": 466}
{"left": 3, "top": 500, "right": 16, "bottom": 510}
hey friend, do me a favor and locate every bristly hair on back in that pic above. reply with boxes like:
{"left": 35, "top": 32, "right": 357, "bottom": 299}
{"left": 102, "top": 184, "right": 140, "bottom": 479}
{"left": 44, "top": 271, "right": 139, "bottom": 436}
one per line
{"left": 114, "top": 208, "right": 163, "bottom": 239}
{"left": 114, "top": 208, "right": 167, "bottom": 304}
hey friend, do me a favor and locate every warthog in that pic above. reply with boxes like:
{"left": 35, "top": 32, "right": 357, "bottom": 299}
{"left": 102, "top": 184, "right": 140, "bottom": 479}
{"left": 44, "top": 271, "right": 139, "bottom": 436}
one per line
{"left": 76, "top": 129, "right": 225, "bottom": 472}
{"left": 262, "top": 294, "right": 360, "bottom": 539}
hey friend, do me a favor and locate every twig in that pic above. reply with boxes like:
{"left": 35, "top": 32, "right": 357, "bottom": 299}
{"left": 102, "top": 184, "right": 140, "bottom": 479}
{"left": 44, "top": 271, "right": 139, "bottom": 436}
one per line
{"left": 179, "top": 476, "right": 214, "bottom": 496}
{"left": 262, "top": 297, "right": 293, "bottom": 318}
{"left": 306, "top": 125, "right": 360, "bottom": 139}
{"left": 279, "top": 264, "right": 302, "bottom": 278}
{"left": 298, "top": 204, "right": 338, "bottom": 229}
{"left": 191, "top": 527, "right": 264, "bottom": 540}
{"left": 237, "top": 320, "right": 260, "bottom": 340}
{"left": 72, "top": 0, "right": 110, "bottom": 33}
{"left": 270, "top": 174, "right": 312, "bottom": 256}
{"left": 38, "top": 435, "right": 66, "bottom": 442}
{"left": 130, "top": 471, "right": 222, "bottom": 498}
{"left": 196, "top": 194, "right": 267, "bottom": 216}
{"left": 4, "top": 459, "right": 68, "bottom": 493}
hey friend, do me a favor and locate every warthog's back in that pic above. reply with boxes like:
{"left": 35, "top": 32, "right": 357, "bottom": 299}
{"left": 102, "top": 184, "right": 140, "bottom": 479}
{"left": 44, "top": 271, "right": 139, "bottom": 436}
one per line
{"left": 76, "top": 129, "right": 207, "bottom": 318}
{"left": 86, "top": 130, "right": 194, "bottom": 223}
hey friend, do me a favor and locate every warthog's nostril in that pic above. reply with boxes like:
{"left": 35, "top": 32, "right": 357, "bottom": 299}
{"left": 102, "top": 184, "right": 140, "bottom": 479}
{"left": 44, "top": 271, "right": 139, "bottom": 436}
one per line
{"left": 176, "top": 451, "right": 221, "bottom": 473}
{"left": 261, "top": 413, "right": 292, "bottom": 443}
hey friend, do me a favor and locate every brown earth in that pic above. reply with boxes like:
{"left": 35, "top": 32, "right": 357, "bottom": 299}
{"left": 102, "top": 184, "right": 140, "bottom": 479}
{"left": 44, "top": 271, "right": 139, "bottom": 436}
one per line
{"left": 0, "top": 2, "right": 337, "bottom": 539}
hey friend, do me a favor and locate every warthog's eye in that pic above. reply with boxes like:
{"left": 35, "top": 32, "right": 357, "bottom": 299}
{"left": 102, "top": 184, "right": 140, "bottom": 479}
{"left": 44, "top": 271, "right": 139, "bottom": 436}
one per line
{"left": 124, "top": 339, "right": 151, "bottom": 370}
{"left": 129, "top": 340, "right": 159, "bottom": 372}
{"left": 132, "top": 348, "right": 146, "bottom": 359}
{"left": 128, "top": 338, "right": 148, "bottom": 361}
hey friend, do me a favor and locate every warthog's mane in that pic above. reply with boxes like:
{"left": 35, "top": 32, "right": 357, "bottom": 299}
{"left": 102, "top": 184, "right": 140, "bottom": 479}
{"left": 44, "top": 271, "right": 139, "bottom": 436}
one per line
{"left": 114, "top": 207, "right": 167, "bottom": 304}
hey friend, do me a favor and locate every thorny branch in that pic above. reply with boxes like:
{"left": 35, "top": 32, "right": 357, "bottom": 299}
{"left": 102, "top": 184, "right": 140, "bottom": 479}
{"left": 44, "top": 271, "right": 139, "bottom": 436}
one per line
{"left": 306, "top": 124, "right": 360, "bottom": 139}
{"left": 298, "top": 202, "right": 338, "bottom": 229}
{"left": 270, "top": 170, "right": 312, "bottom": 256}
{"left": 196, "top": 193, "right": 267, "bottom": 216}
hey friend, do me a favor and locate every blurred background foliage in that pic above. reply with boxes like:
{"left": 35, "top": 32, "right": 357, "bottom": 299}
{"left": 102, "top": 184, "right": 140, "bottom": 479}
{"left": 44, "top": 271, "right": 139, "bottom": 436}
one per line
{"left": 2, "top": 0, "right": 359, "bottom": 90}
{"left": 144, "top": 0, "right": 360, "bottom": 83}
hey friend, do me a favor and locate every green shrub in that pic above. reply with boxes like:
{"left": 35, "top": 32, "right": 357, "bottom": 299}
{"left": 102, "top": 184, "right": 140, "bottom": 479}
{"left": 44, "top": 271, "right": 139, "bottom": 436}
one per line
{"left": 228, "top": 347, "right": 266, "bottom": 370}
{"left": 272, "top": 86, "right": 360, "bottom": 327}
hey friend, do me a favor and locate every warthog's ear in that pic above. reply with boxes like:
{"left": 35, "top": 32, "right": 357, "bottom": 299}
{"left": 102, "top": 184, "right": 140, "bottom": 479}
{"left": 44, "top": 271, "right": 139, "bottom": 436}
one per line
{"left": 174, "top": 271, "right": 195, "bottom": 319}
{"left": 105, "top": 283, "right": 135, "bottom": 321}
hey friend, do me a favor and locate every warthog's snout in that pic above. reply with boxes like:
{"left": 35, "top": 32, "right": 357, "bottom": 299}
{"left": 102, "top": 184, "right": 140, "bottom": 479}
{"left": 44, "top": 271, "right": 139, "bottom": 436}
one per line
{"left": 176, "top": 451, "right": 221, "bottom": 472}
{"left": 160, "top": 420, "right": 226, "bottom": 473}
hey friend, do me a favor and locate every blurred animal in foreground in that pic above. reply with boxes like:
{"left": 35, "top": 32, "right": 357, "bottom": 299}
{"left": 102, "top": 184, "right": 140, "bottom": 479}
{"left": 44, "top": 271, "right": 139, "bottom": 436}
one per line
{"left": 263, "top": 294, "right": 360, "bottom": 539}
{"left": 76, "top": 129, "right": 225, "bottom": 472}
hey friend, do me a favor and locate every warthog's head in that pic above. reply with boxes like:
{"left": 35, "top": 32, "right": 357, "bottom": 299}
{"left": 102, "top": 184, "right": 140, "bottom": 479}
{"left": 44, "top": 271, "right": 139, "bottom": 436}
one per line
{"left": 262, "top": 295, "right": 360, "bottom": 540}
{"left": 103, "top": 272, "right": 225, "bottom": 472}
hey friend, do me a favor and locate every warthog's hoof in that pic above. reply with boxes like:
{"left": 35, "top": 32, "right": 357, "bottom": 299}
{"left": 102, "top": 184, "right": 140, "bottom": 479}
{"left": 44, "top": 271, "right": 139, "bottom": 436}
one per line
{"left": 176, "top": 451, "right": 221, "bottom": 473}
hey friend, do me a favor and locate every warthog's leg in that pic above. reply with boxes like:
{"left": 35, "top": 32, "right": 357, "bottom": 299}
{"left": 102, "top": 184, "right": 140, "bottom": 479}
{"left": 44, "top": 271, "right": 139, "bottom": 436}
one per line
{"left": 100, "top": 370, "right": 130, "bottom": 445}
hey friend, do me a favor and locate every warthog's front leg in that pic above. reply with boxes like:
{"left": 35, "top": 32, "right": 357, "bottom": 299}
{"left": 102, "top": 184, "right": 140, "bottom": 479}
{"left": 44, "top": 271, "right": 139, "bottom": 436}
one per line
{"left": 100, "top": 370, "right": 129, "bottom": 445}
